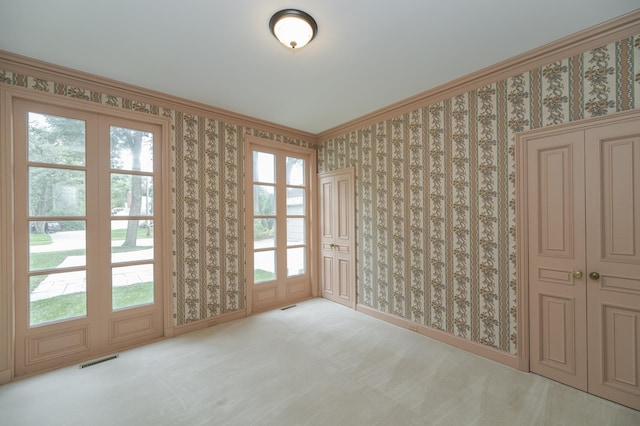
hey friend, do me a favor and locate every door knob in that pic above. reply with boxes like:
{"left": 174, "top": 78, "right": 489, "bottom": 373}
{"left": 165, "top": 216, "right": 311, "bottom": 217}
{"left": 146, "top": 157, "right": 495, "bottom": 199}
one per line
{"left": 572, "top": 270, "right": 583, "bottom": 279}
{"left": 589, "top": 272, "right": 600, "bottom": 280}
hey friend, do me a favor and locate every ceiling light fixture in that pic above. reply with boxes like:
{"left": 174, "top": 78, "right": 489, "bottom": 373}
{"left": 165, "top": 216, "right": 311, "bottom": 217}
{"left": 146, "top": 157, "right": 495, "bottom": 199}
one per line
{"left": 269, "top": 9, "right": 317, "bottom": 49}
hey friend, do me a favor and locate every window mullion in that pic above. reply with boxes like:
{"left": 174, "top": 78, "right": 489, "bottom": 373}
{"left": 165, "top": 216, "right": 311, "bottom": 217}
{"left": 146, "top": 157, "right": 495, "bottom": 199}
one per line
{"left": 276, "top": 154, "right": 288, "bottom": 282}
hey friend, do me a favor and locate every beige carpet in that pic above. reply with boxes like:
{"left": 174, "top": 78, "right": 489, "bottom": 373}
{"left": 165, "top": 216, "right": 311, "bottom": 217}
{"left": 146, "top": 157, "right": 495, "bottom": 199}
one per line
{"left": 1, "top": 299, "right": 638, "bottom": 425}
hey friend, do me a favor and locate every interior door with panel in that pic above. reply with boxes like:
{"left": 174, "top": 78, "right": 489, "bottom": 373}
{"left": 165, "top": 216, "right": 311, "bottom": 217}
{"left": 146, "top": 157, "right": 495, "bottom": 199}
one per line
{"left": 526, "top": 130, "right": 588, "bottom": 391}
{"left": 585, "top": 120, "right": 640, "bottom": 410}
{"left": 12, "top": 98, "right": 164, "bottom": 377}
{"left": 319, "top": 169, "right": 355, "bottom": 308}
{"left": 522, "top": 110, "right": 640, "bottom": 410}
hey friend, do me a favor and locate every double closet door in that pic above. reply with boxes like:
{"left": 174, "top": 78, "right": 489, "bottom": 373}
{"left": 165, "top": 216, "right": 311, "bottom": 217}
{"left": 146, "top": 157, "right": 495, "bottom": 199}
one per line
{"left": 525, "top": 112, "right": 640, "bottom": 410}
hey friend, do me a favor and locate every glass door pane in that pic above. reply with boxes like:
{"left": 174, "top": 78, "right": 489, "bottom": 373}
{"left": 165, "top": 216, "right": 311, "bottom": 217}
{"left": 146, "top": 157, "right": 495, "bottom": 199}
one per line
{"left": 26, "top": 113, "right": 87, "bottom": 327}
{"left": 286, "top": 157, "right": 304, "bottom": 185}
{"left": 253, "top": 151, "right": 275, "bottom": 183}
{"left": 253, "top": 151, "right": 277, "bottom": 283}
{"left": 287, "top": 247, "right": 306, "bottom": 277}
{"left": 254, "top": 251, "right": 276, "bottom": 283}
{"left": 110, "top": 126, "right": 155, "bottom": 310}
{"left": 30, "top": 271, "right": 87, "bottom": 326}
{"left": 286, "top": 157, "right": 306, "bottom": 277}
{"left": 28, "top": 112, "right": 85, "bottom": 166}
{"left": 112, "top": 264, "right": 154, "bottom": 310}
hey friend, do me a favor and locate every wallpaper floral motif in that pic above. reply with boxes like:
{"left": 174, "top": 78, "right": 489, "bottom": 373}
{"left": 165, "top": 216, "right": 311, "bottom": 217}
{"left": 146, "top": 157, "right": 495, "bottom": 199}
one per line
{"left": 0, "top": 67, "right": 315, "bottom": 326}
{"left": 1, "top": 31, "right": 638, "bottom": 356}
{"left": 317, "top": 35, "right": 640, "bottom": 355}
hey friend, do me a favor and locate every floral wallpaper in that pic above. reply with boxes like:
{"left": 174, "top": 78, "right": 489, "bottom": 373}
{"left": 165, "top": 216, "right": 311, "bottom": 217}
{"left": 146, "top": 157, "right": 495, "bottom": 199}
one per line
{"left": 317, "top": 35, "right": 640, "bottom": 355}
{"left": 1, "top": 31, "right": 638, "bottom": 355}
{"left": 0, "top": 67, "right": 315, "bottom": 326}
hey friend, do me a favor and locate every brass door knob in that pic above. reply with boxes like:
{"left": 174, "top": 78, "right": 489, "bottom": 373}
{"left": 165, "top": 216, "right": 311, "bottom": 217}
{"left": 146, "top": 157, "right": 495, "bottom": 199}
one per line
{"left": 589, "top": 272, "right": 600, "bottom": 280}
{"left": 572, "top": 270, "right": 583, "bottom": 279}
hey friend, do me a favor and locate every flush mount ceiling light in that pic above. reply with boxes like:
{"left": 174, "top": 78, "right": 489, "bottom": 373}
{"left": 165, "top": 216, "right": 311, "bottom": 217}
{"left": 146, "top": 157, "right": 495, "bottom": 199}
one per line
{"left": 269, "top": 9, "right": 317, "bottom": 49}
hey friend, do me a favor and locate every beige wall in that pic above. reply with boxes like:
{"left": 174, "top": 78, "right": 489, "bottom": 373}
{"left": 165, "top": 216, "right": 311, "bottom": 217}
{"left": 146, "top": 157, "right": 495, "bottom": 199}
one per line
{"left": 317, "top": 34, "right": 640, "bottom": 356}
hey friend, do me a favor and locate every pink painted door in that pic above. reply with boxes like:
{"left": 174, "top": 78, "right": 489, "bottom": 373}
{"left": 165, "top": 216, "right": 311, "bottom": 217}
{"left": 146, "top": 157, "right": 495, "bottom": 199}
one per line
{"left": 319, "top": 169, "right": 355, "bottom": 308}
{"left": 527, "top": 130, "right": 588, "bottom": 391}
{"left": 526, "top": 112, "right": 640, "bottom": 410}
{"left": 585, "top": 121, "right": 640, "bottom": 410}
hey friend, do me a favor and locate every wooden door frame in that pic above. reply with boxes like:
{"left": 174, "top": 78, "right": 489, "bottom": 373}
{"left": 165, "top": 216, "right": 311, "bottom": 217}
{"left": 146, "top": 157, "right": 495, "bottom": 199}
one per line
{"left": 0, "top": 86, "right": 173, "bottom": 383}
{"left": 515, "top": 108, "right": 640, "bottom": 373}
{"left": 243, "top": 134, "right": 318, "bottom": 315}
{"left": 318, "top": 167, "right": 357, "bottom": 310}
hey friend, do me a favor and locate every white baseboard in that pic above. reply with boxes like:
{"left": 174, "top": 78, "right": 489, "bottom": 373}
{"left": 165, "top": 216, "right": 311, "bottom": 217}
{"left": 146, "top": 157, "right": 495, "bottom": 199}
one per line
{"left": 355, "top": 304, "right": 523, "bottom": 370}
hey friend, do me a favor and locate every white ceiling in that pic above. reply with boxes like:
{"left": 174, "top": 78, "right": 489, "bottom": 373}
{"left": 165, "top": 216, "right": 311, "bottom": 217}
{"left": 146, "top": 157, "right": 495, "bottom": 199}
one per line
{"left": 1, "top": 1, "right": 638, "bottom": 134}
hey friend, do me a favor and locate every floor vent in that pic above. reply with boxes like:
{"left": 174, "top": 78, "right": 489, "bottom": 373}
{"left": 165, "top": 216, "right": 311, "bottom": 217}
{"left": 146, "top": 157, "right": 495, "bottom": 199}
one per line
{"left": 80, "top": 354, "right": 119, "bottom": 369}
{"left": 281, "top": 304, "right": 297, "bottom": 311}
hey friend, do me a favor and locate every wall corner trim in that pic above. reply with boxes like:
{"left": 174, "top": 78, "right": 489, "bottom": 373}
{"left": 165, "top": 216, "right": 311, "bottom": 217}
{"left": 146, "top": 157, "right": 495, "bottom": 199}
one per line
{"left": 355, "top": 304, "right": 522, "bottom": 370}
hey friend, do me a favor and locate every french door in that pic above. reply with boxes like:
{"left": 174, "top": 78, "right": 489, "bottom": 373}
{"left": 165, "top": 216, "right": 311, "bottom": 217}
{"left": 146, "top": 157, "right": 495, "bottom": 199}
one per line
{"left": 245, "top": 136, "right": 316, "bottom": 313}
{"left": 13, "top": 98, "right": 165, "bottom": 377}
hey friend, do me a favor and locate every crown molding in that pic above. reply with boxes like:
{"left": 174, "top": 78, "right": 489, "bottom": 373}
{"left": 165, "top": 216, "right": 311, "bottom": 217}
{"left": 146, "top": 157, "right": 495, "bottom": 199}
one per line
{"left": 317, "top": 9, "right": 640, "bottom": 141}
{"left": 1, "top": 9, "right": 638, "bottom": 145}
{"left": 0, "top": 50, "right": 317, "bottom": 144}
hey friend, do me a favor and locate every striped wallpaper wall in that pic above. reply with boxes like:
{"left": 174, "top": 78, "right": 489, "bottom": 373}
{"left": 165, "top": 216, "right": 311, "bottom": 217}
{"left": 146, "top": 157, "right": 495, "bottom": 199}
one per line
{"left": 1, "top": 30, "right": 638, "bottom": 356}
{"left": 317, "top": 35, "right": 640, "bottom": 355}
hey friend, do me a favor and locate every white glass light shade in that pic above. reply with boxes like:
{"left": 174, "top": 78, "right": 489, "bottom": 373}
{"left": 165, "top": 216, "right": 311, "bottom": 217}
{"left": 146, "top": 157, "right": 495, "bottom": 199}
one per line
{"left": 270, "top": 10, "right": 317, "bottom": 49}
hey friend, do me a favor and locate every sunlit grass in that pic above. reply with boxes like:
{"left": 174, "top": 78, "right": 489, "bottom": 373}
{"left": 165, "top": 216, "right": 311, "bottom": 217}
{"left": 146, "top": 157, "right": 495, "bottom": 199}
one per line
{"left": 255, "top": 269, "right": 276, "bottom": 283}
{"left": 29, "top": 246, "right": 152, "bottom": 291}
{"left": 112, "top": 281, "right": 153, "bottom": 310}
{"left": 29, "top": 233, "right": 52, "bottom": 246}
{"left": 111, "top": 227, "right": 153, "bottom": 241}
{"left": 30, "top": 282, "right": 154, "bottom": 326}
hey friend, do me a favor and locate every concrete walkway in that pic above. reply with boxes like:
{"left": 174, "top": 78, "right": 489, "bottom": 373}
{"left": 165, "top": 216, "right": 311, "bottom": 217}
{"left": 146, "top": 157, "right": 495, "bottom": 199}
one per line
{"left": 30, "top": 230, "right": 155, "bottom": 301}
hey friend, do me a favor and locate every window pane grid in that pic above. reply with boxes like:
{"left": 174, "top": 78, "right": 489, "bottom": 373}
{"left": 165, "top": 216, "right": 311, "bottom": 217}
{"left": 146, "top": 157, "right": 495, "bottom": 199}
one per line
{"left": 251, "top": 149, "right": 308, "bottom": 284}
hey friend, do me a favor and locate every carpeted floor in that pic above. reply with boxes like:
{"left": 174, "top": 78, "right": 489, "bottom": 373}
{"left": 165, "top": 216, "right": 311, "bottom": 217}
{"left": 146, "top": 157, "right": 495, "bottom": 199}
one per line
{"left": 1, "top": 298, "right": 638, "bottom": 425}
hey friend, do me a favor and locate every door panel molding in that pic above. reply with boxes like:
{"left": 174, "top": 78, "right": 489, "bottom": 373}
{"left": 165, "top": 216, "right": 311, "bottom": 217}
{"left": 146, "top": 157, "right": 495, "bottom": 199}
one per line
{"left": 585, "top": 118, "right": 640, "bottom": 410}
{"left": 319, "top": 168, "right": 356, "bottom": 309}
{"left": 26, "top": 325, "right": 90, "bottom": 365}
{"left": 517, "top": 108, "right": 640, "bottom": 410}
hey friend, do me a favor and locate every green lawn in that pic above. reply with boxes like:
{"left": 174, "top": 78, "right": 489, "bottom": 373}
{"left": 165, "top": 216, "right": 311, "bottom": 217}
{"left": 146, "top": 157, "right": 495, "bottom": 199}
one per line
{"left": 29, "top": 246, "right": 151, "bottom": 291}
{"left": 112, "top": 281, "right": 154, "bottom": 310}
{"left": 30, "top": 292, "right": 86, "bottom": 326}
{"left": 30, "top": 249, "right": 86, "bottom": 272}
{"left": 29, "top": 226, "right": 150, "bottom": 244}
{"left": 255, "top": 269, "right": 276, "bottom": 282}
{"left": 111, "top": 227, "right": 153, "bottom": 241}
{"left": 29, "top": 249, "right": 86, "bottom": 291}
{"left": 28, "top": 227, "right": 155, "bottom": 326}
{"left": 29, "top": 233, "right": 52, "bottom": 246}
{"left": 30, "top": 281, "right": 154, "bottom": 326}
